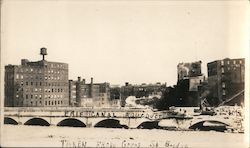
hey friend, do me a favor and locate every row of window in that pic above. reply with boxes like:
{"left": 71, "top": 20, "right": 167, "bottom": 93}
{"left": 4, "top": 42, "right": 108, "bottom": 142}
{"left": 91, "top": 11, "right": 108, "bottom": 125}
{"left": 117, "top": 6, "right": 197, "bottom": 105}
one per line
{"left": 221, "top": 60, "right": 243, "bottom": 66}
{"left": 221, "top": 66, "right": 238, "bottom": 73}
{"left": 18, "top": 64, "right": 66, "bottom": 73}
{"left": 45, "top": 100, "right": 64, "bottom": 106}
{"left": 20, "top": 81, "right": 67, "bottom": 87}
{"left": 16, "top": 74, "right": 65, "bottom": 81}
{"left": 24, "top": 100, "right": 64, "bottom": 106}
{"left": 22, "top": 94, "right": 64, "bottom": 99}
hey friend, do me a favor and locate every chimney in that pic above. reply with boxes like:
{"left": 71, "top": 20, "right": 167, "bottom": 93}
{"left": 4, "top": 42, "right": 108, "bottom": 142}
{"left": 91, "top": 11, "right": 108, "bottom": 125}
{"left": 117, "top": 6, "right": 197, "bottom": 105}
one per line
{"left": 90, "top": 77, "right": 93, "bottom": 98}
{"left": 91, "top": 77, "right": 93, "bottom": 84}
{"left": 77, "top": 76, "right": 81, "bottom": 82}
{"left": 82, "top": 79, "right": 85, "bottom": 84}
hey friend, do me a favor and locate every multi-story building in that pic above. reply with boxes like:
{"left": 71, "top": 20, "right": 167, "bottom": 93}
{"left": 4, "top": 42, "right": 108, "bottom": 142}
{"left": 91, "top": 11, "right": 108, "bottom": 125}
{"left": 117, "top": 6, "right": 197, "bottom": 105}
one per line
{"left": 207, "top": 58, "right": 245, "bottom": 105}
{"left": 174, "top": 61, "right": 205, "bottom": 106}
{"left": 4, "top": 48, "right": 69, "bottom": 107}
{"left": 69, "top": 77, "right": 118, "bottom": 107}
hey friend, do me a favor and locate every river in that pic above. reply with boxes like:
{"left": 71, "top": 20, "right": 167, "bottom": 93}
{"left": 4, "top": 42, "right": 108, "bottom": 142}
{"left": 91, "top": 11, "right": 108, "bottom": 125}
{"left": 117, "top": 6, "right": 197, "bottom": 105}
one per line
{"left": 1, "top": 125, "right": 248, "bottom": 148}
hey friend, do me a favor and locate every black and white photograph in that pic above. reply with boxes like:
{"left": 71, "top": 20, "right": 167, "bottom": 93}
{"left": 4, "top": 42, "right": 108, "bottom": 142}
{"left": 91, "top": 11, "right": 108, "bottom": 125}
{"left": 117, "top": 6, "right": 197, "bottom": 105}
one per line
{"left": 0, "top": 0, "right": 249, "bottom": 147}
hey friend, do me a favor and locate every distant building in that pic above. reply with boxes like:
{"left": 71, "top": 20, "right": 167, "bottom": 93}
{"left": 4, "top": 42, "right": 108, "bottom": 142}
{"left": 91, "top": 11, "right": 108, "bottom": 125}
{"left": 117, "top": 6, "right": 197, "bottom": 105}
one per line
{"left": 120, "top": 82, "right": 166, "bottom": 106}
{"left": 174, "top": 61, "right": 205, "bottom": 106}
{"left": 207, "top": 58, "right": 245, "bottom": 105}
{"left": 69, "top": 80, "right": 77, "bottom": 106}
{"left": 177, "top": 61, "right": 202, "bottom": 81}
{"left": 69, "top": 77, "right": 119, "bottom": 107}
{"left": 5, "top": 48, "right": 69, "bottom": 107}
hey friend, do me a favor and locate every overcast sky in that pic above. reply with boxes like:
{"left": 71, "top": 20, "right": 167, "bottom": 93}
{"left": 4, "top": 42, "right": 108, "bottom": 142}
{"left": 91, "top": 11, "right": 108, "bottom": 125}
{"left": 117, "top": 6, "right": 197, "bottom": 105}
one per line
{"left": 1, "top": 0, "right": 248, "bottom": 86}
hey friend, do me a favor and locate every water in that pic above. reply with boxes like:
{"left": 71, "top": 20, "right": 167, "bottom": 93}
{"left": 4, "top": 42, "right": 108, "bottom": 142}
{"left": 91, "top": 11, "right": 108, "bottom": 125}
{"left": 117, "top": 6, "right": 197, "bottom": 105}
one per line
{"left": 1, "top": 125, "right": 247, "bottom": 148}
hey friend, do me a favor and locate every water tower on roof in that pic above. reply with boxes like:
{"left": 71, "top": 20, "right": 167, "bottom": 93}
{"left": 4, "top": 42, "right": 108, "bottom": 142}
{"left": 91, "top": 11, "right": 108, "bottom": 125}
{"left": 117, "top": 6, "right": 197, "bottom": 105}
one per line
{"left": 40, "top": 47, "right": 47, "bottom": 60}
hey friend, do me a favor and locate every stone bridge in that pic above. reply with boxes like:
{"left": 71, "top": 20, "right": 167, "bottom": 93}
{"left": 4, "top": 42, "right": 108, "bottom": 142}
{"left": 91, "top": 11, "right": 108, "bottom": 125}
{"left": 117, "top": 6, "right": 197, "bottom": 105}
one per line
{"left": 4, "top": 107, "right": 239, "bottom": 130}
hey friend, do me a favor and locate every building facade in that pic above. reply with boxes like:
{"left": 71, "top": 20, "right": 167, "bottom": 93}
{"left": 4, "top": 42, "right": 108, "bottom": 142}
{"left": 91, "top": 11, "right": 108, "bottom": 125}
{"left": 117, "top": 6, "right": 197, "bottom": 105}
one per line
{"left": 4, "top": 48, "right": 69, "bottom": 107}
{"left": 175, "top": 61, "right": 205, "bottom": 107}
{"left": 207, "top": 58, "right": 245, "bottom": 105}
{"left": 69, "top": 77, "right": 119, "bottom": 107}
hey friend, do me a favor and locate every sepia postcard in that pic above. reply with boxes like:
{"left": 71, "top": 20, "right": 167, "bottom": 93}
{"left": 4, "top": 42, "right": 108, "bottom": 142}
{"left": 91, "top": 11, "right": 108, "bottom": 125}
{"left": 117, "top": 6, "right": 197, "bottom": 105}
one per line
{"left": 0, "top": 0, "right": 249, "bottom": 147}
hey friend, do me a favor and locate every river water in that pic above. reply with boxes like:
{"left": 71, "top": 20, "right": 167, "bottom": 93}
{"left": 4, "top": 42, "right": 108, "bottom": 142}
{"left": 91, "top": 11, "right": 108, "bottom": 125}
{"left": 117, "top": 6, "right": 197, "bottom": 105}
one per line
{"left": 1, "top": 125, "right": 248, "bottom": 148}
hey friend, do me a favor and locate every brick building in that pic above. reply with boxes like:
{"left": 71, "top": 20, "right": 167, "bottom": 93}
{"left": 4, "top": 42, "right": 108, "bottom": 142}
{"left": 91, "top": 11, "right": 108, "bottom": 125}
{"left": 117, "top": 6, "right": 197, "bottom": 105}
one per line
{"left": 207, "top": 58, "right": 245, "bottom": 105}
{"left": 69, "top": 77, "right": 119, "bottom": 107}
{"left": 4, "top": 48, "right": 69, "bottom": 107}
{"left": 175, "top": 61, "right": 205, "bottom": 106}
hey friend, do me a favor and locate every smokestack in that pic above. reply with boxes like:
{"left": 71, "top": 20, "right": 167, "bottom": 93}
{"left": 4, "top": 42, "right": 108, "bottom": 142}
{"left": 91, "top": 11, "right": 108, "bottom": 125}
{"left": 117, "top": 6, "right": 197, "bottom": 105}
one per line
{"left": 90, "top": 77, "right": 93, "bottom": 98}
{"left": 77, "top": 77, "right": 81, "bottom": 82}
{"left": 91, "top": 77, "right": 93, "bottom": 84}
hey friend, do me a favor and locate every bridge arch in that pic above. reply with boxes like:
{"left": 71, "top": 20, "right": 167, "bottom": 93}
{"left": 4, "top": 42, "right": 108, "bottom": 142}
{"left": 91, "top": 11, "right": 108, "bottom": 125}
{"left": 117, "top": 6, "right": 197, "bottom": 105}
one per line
{"left": 4, "top": 117, "right": 18, "bottom": 125}
{"left": 94, "top": 119, "right": 127, "bottom": 128}
{"left": 57, "top": 118, "right": 86, "bottom": 127}
{"left": 137, "top": 121, "right": 161, "bottom": 129}
{"left": 189, "top": 120, "right": 229, "bottom": 132}
{"left": 24, "top": 118, "right": 50, "bottom": 126}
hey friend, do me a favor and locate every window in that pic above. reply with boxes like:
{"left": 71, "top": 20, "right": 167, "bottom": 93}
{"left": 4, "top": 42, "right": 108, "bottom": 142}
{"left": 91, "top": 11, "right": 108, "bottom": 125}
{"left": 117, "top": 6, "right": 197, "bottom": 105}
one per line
{"left": 31, "top": 95, "right": 33, "bottom": 99}
{"left": 52, "top": 89, "right": 54, "bottom": 92}
{"left": 221, "top": 68, "right": 224, "bottom": 73}
{"left": 48, "top": 101, "right": 50, "bottom": 105}
{"left": 26, "top": 82, "right": 28, "bottom": 85}
{"left": 239, "top": 60, "right": 242, "bottom": 64}
{"left": 26, "top": 95, "right": 28, "bottom": 99}
{"left": 20, "top": 75, "right": 23, "bottom": 79}
{"left": 221, "top": 60, "right": 224, "bottom": 66}
{"left": 222, "top": 82, "right": 225, "bottom": 88}
{"left": 222, "top": 90, "right": 226, "bottom": 95}
{"left": 31, "top": 82, "right": 33, "bottom": 85}
{"left": 36, "top": 82, "right": 38, "bottom": 86}
{"left": 40, "top": 82, "right": 42, "bottom": 86}
{"left": 45, "top": 101, "right": 47, "bottom": 105}
{"left": 233, "top": 60, "right": 236, "bottom": 64}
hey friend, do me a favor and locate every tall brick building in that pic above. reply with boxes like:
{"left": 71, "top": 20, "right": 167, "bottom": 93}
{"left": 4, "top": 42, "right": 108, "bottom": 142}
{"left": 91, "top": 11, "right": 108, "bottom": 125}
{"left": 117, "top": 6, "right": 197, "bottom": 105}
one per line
{"left": 207, "top": 58, "right": 245, "bottom": 105}
{"left": 4, "top": 48, "right": 69, "bottom": 107}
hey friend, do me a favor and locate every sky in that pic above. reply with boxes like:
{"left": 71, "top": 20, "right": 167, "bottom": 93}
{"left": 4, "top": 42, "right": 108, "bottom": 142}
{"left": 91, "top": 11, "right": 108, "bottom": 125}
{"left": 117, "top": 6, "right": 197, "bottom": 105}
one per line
{"left": 1, "top": 0, "right": 249, "bottom": 86}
